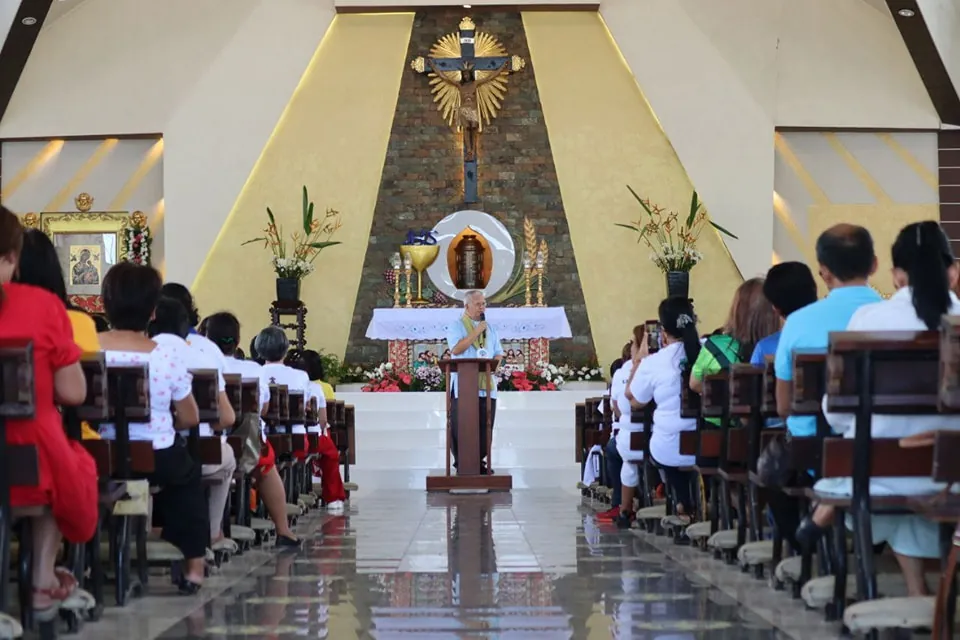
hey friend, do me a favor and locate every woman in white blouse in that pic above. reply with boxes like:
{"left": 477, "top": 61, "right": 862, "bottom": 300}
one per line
{"left": 803, "top": 221, "right": 960, "bottom": 597}
{"left": 616, "top": 297, "right": 701, "bottom": 529}
{"left": 96, "top": 263, "right": 207, "bottom": 594}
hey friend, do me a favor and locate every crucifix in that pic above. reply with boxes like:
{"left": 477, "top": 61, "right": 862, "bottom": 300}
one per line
{"left": 411, "top": 17, "right": 525, "bottom": 203}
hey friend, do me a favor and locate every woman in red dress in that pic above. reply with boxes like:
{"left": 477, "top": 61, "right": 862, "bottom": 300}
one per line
{"left": 0, "top": 206, "right": 98, "bottom": 615}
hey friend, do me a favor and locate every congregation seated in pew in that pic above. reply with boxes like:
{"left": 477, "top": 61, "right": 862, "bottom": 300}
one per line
{"left": 0, "top": 206, "right": 98, "bottom": 614}
{"left": 203, "top": 311, "right": 305, "bottom": 546}
{"left": 255, "top": 327, "right": 345, "bottom": 512}
{"left": 803, "top": 221, "right": 960, "bottom": 598}
{"left": 95, "top": 262, "right": 209, "bottom": 594}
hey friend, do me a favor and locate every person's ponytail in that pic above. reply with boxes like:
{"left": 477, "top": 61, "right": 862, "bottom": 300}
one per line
{"left": 892, "top": 221, "right": 954, "bottom": 330}
{"left": 658, "top": 295, "right": 701, "bottom": 366}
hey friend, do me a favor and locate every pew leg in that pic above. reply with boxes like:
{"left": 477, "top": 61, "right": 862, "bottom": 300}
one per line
{"left": 134, "top": 516, "right": 149, "bottom": 590}
{"left": 0, "top": 504, "right": 9, "bottom": 615}
{"left": 709, "top": 477, "right": 720, "bottom": 537}
{"left": 736, "top": 484, "right": 748, "bottom": 549}
{"left": 827, "top": 508, "right": 848, "bottom": 623}
{"left": 112, "top": 515, "right": 135, "bottom": 607}
{"left": 748, "top": 484, "right": 762, "bottom": 543}
{"left": 16, "top": 519, "right": 34, "bottom": 631}
{"left": 719, "top": 480, "right": 733, "bottom": 531}
{"left": 852, "top": 502, "right": 878, "bottom": 604}
{"left": 84, "top": 511, "right": 105, "bottom": 620}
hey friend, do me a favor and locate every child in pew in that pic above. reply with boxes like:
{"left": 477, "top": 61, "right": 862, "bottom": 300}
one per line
{"left": 14, "top": 228, "right": 104, "bottom": 440}
{"left": 0, "top": 206, "right": 98, "bottom": 615}
{"left": 284, "top": 349, "right": 347, "bottom": 511}
{"left": 147, "top": 297, "right": 239, "bottom": 551}
{"left": 799, "top": 221, "right": 960, "bottom": 598}
{"left": 204, "top": 312, "right": 303, "bottom": 547}
{"left": 620, "top": 297, "right": 702, "bottom": 529}
{"left": 97, "top": 262, "right": 209, "bottom": 594}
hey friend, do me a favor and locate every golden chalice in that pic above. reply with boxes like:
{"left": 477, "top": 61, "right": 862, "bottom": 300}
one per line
{"left": 400, "top": 244, "right": 440, "bottom": 305}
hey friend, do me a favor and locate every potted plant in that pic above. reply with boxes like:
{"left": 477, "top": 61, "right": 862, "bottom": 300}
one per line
{"left": 616, "top": 188, "right": 737, "bottom": 298}
{"left": 243, "top": 186, "right": 342, "bottom": 302}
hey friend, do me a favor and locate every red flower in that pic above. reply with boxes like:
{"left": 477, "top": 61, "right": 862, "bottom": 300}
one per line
{"left": 542, "top": 382, "right": 557, "bottom": 391}
{"left": 400, "top": 373, "right": 412, "bottom": 385}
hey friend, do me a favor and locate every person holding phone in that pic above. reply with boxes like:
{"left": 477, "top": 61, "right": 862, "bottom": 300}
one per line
{"left": 446, "top": 290, "right": 504, "bottom": 474}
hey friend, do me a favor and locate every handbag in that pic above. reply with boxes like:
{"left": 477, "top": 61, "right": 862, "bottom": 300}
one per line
{"left": 757, "top": 431, "right": 793, "bottom": 488}
{"left": 232, "top": 412, "right": 263, "bottom": 474}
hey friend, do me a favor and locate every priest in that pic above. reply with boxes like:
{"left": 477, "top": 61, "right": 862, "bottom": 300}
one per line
{"left": 446, "top": 290, "right": 504, "bottom": 475}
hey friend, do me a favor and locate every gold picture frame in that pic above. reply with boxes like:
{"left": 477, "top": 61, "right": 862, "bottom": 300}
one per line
{"left": 40, "top": 212, "right": 130, "bottom": 310}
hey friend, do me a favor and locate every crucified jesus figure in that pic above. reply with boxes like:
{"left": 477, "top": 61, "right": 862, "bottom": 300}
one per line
{"left": 430, "top": 60, "right": 509, "bottom": 163}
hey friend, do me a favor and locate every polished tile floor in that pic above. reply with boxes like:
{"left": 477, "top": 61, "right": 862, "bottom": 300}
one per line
{"left": 70, "top": 490, "right": 842, "bottom": 639}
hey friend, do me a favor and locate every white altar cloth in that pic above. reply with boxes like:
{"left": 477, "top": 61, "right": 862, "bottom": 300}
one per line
{"left": 364, "top": 307, "right": 572, "bottom": 341}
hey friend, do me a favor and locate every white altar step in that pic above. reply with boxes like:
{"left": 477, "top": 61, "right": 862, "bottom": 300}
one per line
{"left": 338, "top": 390, "right": 602, "bottom": 491}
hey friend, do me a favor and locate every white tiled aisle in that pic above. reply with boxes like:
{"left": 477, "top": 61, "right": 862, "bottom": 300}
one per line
{"left": 339, "top": 390, "right": 601, "bottom": 491}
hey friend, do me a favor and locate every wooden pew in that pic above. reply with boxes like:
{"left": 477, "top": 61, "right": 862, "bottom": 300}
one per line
{"left": 81, "top": 363, "right": 153, "bottom": 608}
{"left": 187, "top": 369, "right": 222, "bottom": 466}
{"left": 0, "top": 339, "right": 45, "bottom": 636}
{"left": 813, "top": 330, "right": 944, "bottom": 628}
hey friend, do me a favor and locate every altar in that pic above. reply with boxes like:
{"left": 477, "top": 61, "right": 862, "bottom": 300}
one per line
{"left": 364, "top": 306, "right": 572, "bottom": 371}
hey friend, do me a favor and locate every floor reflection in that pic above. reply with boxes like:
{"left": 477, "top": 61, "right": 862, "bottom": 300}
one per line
{"left": 156, "top": 490, "right": 785, "bottom": 639}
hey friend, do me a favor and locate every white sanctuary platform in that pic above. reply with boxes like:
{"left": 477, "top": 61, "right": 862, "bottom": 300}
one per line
{"left": 339, "top": 387, "right": 605, "bottom": 493}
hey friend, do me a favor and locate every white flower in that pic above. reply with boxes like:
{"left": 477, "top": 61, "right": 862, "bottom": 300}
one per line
{"left": 384, "top": 362, "right": 393, "bottom": 371}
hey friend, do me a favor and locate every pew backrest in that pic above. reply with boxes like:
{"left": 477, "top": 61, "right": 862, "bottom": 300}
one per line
{"left": 107, "top": 365, "right": 150, "bottom": 421}
{"left": 826, "top": 330, "right": 940, "bottom": 414}
{"left": 223, "top": 373, "right": 242, "bottom": 415}
{"left": 729, "top": 363, "right": 762, "bottom": 417}
{"left": 0, "top": 338, "right": 34, "bottom": 419}
{"left": 700, "top": 373, "right": 727, "bottom": 419}
{"left": 78, "top": 352, "right": 108, "bottom": 421}
{"left": 188, "top": 368, "right": 220, "bottom": 424}
{"left": 240, "top": 378, "right": 260, "bottom": 414}
{"left": 791, "top": 350, "right": 827, "bottom": 415}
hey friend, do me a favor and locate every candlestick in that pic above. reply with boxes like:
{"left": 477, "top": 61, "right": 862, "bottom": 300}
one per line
{"left": 391, "top": 253, "right": 402, "bottom": 308}
{"left": 535, "top": 250, "right": 545, "bottom": 307}
{"left": 523, "top": 255, "right": 532, "bottom": 307}
{"left": 404, "top": 255, "right": 413, "bottom": 308}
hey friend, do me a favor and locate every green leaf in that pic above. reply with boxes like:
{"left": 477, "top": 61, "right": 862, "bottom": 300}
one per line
{"left": 685, "top": 191, "right": 701, "bottom": 228}
{"left": 302, "top": 185, "right": 313, "bottom": 234}
{"left": 626, "top": 185, "right": 655, "bottom": 218}
{"left": 710, "top": 221, "right": 739, "bottom": 239}
{"left": 266, "top": 207, "right": 276, "bottom": 227}
{"left": 614, "top": 223, "right": 640, "bottom": 232}
{"left": 308, "top": 241, "right": 342, "bottom": 250}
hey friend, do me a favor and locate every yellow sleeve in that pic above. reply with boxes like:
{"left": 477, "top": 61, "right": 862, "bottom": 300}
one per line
{"left": 320, "top": 381, "right": 336, "bottom": 401}
{"left": 67, "top": 310, "right": 100, "bottom": 354}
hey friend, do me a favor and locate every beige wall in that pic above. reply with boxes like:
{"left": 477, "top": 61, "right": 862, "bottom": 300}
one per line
{"left": 600, "top": 0, "right": 938, "bottom": 281}
{"left": 0, "top": 138, "right": 165, "bottom": 268}
{"left": 524, "top": 11, "right": 743, "bottom": 368}
{"left": 191, "top": 14, "right": 412, "bottom": 357}
{"left": 919, "top": 0, "right": 960, "bottom": 100}
{"left": 0, "top": 0, "right": 337, "bottom": 287}
{"left": 774, "top": 131, "right": 939, "bottom": 296}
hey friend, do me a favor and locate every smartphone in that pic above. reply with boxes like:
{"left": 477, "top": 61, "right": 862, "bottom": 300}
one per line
{"left": 645, "top": 319, "right": 661, "bottom": 353}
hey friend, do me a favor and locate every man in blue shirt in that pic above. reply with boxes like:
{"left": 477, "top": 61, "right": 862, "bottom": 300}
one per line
{"left": 767, "top": 225, "right": 879, "bottom": 553}
{"left": 446, "top": 290, "right": 504, "bottom": 474}
{"left": 750, "top": 262, "right": 819, "bottom": 366}
{"left": 774, "top": 224, "right": 881, "bottom": 437}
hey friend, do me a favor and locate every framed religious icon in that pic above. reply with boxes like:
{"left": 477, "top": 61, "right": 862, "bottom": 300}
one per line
{"left": 40, "top": 211, "right": 129, "bottom": 313}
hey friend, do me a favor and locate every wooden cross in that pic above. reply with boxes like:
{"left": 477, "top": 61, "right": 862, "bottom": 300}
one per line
{"left": 411, "top": 17, "right": 525, "bottom": 203}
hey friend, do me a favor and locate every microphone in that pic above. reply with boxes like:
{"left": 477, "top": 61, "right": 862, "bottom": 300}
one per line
{"left": 479, "top": 312, "right": 486, "bottom": 321}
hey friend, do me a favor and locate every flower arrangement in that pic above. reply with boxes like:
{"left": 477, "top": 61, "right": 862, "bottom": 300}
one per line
{"left": 344, "top": 360, "right": 601, "bottom": 392}
{"left": 498, "top": 368, "right": 558, "bottom": 392}
{"left": 125, "top": 211, "right": 152, "bottom": 266}
{"left": 615, "top": 188, "right": 737, "bottom": 273}
{"left": 243, "top": 185, "right": 342, "bottom": 279}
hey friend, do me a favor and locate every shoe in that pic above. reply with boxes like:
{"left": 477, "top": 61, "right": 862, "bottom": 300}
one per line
{"left": 276, "top": 534, "right": 302, "bottom": 549}
{"left": 614, "top": 511, "right": 636, "bottom": 530}
{"left": 326, "top": 500, "right": 345, "bottom": 513}
{"left": 795, "top": 516, "right": 828, "bottom": 551}
{"left": 596, "top": 506, "right": 621, "bottom": 521}
{"left": 176, "top": 576, "right": 203, "bottom": 595}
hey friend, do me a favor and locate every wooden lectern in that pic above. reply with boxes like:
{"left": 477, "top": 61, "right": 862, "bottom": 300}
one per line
{"left": 426, "top": 358, "right": 512, "bottom": 492}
